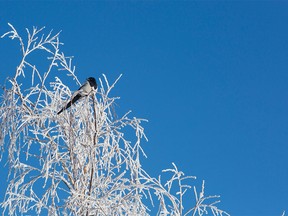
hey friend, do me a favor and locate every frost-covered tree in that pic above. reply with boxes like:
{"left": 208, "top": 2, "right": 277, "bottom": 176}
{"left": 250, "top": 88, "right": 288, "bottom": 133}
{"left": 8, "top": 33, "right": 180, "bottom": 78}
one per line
{"left": 0, "top": 24, "right": 229, "bottom": 216}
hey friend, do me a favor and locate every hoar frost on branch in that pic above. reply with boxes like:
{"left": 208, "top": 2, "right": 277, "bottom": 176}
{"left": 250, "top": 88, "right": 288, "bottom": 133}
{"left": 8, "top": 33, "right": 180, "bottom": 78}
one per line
{"left": 0, "top": 24, "right": 229, "bottom": 216}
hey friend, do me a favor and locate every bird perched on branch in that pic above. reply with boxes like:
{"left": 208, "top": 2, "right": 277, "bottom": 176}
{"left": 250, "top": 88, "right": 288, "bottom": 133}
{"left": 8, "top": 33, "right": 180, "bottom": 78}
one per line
{"left": 57, "top": 77, "right": 97, "bottom": 114}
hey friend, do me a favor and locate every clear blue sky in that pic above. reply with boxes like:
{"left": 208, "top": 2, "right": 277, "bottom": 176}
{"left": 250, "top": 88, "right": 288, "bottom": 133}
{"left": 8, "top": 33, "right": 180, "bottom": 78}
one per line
{"left": 0, "top": 1, "right": 288, "bottom": 215}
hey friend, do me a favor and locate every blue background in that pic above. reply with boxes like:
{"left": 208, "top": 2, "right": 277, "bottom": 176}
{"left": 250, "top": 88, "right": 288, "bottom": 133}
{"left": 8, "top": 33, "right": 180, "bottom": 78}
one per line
{"left": 0, "top": 1, "right": 288, "bottom": 215}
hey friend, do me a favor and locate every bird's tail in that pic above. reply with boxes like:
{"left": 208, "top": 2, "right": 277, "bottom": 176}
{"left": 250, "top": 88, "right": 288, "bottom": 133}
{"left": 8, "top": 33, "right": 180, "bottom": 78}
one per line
{"left": 57, "top": 94, "right": 81, "bottom": 115}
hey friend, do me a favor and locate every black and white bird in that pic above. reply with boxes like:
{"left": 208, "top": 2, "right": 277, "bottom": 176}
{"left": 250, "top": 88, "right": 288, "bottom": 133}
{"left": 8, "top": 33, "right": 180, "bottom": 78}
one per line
{"left": 57, "top": 77, "right": 97, "bottom": 115}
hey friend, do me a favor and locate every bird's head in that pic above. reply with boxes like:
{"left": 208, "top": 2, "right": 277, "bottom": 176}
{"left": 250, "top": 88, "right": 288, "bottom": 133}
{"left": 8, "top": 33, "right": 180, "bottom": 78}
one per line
{"left": 87, "top": 77, "right": 97, "bottom": 89}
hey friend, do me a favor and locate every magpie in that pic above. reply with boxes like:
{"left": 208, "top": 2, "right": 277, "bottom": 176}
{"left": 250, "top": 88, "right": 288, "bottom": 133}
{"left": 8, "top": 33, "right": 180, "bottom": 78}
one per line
{"left": 57, "top": 77, "right": 97, "bottom": 114}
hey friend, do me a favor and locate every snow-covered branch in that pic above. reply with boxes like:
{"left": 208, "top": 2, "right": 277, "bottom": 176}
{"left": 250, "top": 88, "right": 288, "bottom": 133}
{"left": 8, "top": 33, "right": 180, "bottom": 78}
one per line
{"left": 0, "top": 24, "right": 229, "bottom": 216}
